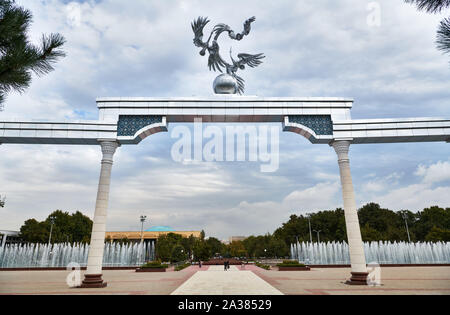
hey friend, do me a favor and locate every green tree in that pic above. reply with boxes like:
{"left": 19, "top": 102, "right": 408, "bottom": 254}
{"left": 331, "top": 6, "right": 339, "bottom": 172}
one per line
{"left": 229, "top": 241, "right": 246, "bottom": 258}
{"left": 405, "top": 0, "right": 450, "bottom": 58}
{"left": 361, "top": 223, "right": 383, "bottom": 242}
{"left": 193, "top": 239, "right": 210, "bottom": 261}
{"left": 171, "top": 244, "right": 187, "bottom": 263}
{"left": 0, "top": 0, "right": 66, "bottom": 109}
{"left": 206, "top": 237, "right": 224, "bottom": 257}
{"left": 155, "top": 233, "right": 183, "bottom": 262}
{"left": 20, "top": 219, "right": 48, "bottom": 243}
{"left": 70, "top": 211, "right": 93, "bottom": 243}
{"left": 425, "top": 226, "right": 450, "bottom": 242}
{"left": 267, "top": 237, "right": 289, "bottom": 258}
{"left": 180, "top": 234, "right": 196, "bottom": 259}
{"left": 413, "top": 206, "right": 450, "bottom": 240}
{"left": 19, "top": 210, "right": 93, "bottom": 243}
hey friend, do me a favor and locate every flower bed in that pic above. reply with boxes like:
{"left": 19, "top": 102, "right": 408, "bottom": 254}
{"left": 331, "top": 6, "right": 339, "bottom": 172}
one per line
{"left": 276, "top": 260, "right": 310, "bottom": 271}
{"left": 255, "top": 262, "right": 271, "bottom": 270}
{"left": 136, "top": 261, "right": 168, "bottom": 272}
{"left": 203, "top": 258, "right": 241, "bottom": 265}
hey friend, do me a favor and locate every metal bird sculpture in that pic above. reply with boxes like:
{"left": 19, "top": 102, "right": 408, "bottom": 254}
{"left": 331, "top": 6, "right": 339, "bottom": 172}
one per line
{"left": 192, "top": 16, "right": 265, "bottom": 94}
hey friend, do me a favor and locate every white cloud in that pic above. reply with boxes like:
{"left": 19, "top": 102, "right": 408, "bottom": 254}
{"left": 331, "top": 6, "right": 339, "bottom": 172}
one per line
{"left": 415, "top": 161, "right": 450, "bottom": 185}
{"left": 359, "top": 160, "right": 450, "bottom": 211}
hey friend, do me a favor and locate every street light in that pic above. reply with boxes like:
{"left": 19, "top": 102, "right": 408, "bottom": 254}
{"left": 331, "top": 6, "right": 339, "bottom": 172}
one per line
{"left": 48, "top": 216, "right": 56, "bottom": 246}
{"left": 313, "top": 230, "right": 322, "bottom": 243}
{"left": 307, "top": 214, "right": 313, "bottom": 243}
{"left": 401, "top": 211, "right": 411, "bottom": 243}
{"left": 140, "top": 215, "right": 147, "bottom": 242}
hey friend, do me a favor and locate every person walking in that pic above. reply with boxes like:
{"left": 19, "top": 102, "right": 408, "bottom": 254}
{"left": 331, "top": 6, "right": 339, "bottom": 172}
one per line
{"left": 224, "top": 260, "right": 227, "bottom": 271}
{"left": 199, "top": 260, "right": 202, "bottom": 269}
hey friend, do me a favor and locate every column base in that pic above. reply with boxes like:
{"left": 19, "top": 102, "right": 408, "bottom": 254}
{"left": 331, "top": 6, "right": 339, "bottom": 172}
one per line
{"left": 79, "top": 274, "right": 107, "bottom": 288}
{"left": 345, "top": 272, "right": 369, "bottom": 285}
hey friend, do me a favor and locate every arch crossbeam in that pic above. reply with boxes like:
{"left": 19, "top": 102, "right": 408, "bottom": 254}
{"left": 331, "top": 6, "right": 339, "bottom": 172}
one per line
{"left": 1, "top": 97, "right": 449, "bottom": 145}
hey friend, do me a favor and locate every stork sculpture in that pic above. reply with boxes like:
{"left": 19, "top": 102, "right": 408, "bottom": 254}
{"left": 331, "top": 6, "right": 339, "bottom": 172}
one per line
{"left": 192, "top": 16, "right": 265, "bottom": 94}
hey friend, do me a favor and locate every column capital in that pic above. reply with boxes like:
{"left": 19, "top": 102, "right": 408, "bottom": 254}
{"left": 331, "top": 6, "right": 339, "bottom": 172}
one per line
{"left": 99, "top": 141, "right": 120, "bottom": 164}
{"left": 331, "top": 140, "right": 351, "bottom": 161}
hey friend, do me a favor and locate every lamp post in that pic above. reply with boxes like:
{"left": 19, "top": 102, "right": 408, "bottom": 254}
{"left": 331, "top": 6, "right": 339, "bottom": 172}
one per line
{"left": 140, "top": 215, "right": 147, "bottom": 242}
{"left": 48, "top": 216, "right": 56, "bottom": 246}
{"left": 401, "top": 211, "right": 411, "bottom": 243}
{"left": 307, "top": 214, "right": 313, "bottom": 244}
{"left": 313, "top": 230, "right": 322, "bottom": 243}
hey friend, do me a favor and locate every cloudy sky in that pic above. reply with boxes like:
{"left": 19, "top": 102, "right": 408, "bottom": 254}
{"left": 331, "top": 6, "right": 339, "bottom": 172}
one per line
{"left": 1, "top": 0, "right": 449, "bottom": 240}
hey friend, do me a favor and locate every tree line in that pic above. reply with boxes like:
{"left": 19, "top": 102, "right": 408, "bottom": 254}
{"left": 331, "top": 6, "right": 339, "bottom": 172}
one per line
{"left": 19, "top": 210, "right": 93, "bottom": 244}
{"left": 17, "top": 203, "right": 449, "bottom": 260}
{"left": 274, "top": 203, "right": 450, "bottom": 246}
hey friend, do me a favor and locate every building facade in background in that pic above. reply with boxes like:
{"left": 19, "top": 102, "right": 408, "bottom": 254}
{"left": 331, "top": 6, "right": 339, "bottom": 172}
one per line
{"left": 105, "top": 226, "right": 201, "bottom": 243}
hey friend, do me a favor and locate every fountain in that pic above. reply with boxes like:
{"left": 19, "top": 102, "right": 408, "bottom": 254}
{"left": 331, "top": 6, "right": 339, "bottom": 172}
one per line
{"left": 290, "top": 241, "right": 450, "bottom": 265}
{"left": 0, "top": 241, "right": 155, "bottom": 268}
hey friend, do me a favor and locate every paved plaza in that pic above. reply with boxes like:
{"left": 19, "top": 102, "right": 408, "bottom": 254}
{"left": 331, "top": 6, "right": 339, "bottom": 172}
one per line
{"left": 171, "top": 265, "right": 283, "bottom": 295}
{"left": 0, "top": 266, "right": 449, "bottom": 295}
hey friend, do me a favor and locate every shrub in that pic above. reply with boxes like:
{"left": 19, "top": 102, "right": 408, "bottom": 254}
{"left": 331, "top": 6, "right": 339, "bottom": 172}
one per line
{"left": 255, "top": 262, "right": 271, "bottom": 270}
{"left": 174, "top": 263, "right": 191, "bottom": 271}
{"left": 276, "top": 261, "right": 306, "bottom": 267}
{"left": 141, "top": 260, "right": 169, "bottom": 269}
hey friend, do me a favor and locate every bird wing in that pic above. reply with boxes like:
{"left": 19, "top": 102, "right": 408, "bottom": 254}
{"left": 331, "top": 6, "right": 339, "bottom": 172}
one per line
{"left": 232, "top": 73, "right": 245, "bottom": 95}
{"left": 243, "top": 16, "right": 256, "bottom": 36}
{"left": 192, "top": 17, "right": 210, "bottom": 48}
{"left": 213, "top": 16, "right": 256, "bottom": 41}
{"left": 212, "top": 23, "right": 231, "bottom": 40}
{"left": 237, "top": 53, "right": 265, "bottom": 68}
{"left": 208, "top": 41, "right": 227, "bottom": 72}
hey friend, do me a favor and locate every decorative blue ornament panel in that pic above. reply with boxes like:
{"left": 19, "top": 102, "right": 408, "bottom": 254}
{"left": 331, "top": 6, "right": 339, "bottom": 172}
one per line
{"left": 117, "top": 115, "right": 163, "bottom": 137}
{"left": 288, "top": 115, "right": 333, "bottom": 135}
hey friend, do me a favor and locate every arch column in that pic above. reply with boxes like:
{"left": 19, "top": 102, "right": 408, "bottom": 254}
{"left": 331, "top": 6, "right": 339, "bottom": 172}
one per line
{"left": 81, "top": 140, "right": 119, "bottom": 288}
{"left": 331, "top": 140, "right": 368, "bottom": 285}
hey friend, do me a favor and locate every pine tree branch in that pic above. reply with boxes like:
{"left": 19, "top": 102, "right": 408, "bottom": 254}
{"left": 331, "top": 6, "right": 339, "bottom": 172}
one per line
{"left": 0, "top": 1, "right": 65, "bottom": 106}
{"left": 31, "top": 33, "right": 66, "bottom": 76}
{"left": 437, "top": 17, "right": 450, "bottom": 54}
{"left": 405, "top": 0, "right": 450, "bottom": 13}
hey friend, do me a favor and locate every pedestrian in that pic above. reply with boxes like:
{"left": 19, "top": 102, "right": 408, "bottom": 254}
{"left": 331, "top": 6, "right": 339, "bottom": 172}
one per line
{"left": 224, "top": 260, "right": 227, "bottom": 271}
{"left": 199, "top": 260, "right": 202, "bottom": 268}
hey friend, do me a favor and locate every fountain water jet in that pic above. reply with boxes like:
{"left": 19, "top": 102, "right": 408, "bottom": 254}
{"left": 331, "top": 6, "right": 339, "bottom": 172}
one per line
{"left": 290, "top": 241, "right": 449, "bottom": 265}
{"left": 0, "top": 242, "right": 155, "bottom": 268}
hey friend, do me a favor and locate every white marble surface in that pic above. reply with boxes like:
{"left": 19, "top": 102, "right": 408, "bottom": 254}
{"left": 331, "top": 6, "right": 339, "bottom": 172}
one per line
{"left": 171, "top": 266, "right": 283, "bottom": 295}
